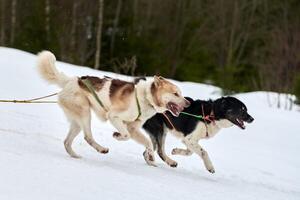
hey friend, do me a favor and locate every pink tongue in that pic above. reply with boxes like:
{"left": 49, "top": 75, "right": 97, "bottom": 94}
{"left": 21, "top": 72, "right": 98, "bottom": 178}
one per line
{"left": 238, "top": 119, "right": 245, "bottom": 128}
{"left": 171, "top": 105, "right": 179, "bottom": 115}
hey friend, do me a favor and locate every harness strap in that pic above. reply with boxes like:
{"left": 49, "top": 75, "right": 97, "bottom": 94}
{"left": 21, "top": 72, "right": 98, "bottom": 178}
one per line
{"left": 180, "top": 110, "right": 215, "bottom": 123}
{"left": 180, "top": 112, "right": 204, "bottom": 120}
{"left": 82, "top": 78, "right": 141, "bottom": 121}
{"left": 162, "top": 112, "right": 176, "bottom": 130}
{"left": 201, "top": 104, "right": 209, "bottom": 138}
{"left": 134, "top": 88, "right": 141, "bottom": 121}
{"left": 81, "top": 78, "right": 107, "bottom": 111}
{"left": 180, "top": 104, "right": 215, "bottom": 138}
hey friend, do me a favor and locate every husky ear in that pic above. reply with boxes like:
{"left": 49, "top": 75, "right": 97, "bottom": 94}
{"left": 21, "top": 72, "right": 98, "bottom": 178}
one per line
{"left": 154, "top": 75, "right": 164, "bottom": 86}
{"left": 220, "top": 97, "right": 228, "bottom": 110}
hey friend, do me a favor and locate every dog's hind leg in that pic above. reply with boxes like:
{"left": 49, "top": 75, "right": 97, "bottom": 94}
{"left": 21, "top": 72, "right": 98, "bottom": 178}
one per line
{"left": 80, "top": 110, "right": 109, "bottom": 154}
{"left": 183, "top": 138, "right": 215, "bottom": 173}
{"left": 156, "top": 133, "right": 178, "bottom": 167}
{"left": 64, "top": 121, "right": 82, "bottom": 158}
{"left": 171, "top": 148, "right": 193, "bottom": 156}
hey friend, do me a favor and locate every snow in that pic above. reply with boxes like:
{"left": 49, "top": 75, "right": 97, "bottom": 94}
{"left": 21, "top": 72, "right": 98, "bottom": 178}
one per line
{"left": 0, "top": 47, "right": 300, "bottom": 200}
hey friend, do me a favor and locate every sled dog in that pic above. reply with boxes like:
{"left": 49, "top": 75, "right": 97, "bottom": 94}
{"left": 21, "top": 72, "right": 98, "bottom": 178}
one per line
{"left": 143, "top": 96, "right": 254, "bottom": 171}
{"left": 37, "top": 51, "right": 190, "bottom": 165}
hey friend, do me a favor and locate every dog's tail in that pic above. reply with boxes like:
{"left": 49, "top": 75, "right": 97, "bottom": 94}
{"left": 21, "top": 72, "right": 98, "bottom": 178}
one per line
{"left": 37, "top": 51, "right": 70, "bottom": 88}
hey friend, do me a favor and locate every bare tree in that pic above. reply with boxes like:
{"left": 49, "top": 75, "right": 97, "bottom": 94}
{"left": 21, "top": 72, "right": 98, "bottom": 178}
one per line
{"left": 113, "top": 56, "right": 137, "bottom": 76}
{"left": 110, "top": 0, "right": 122, "bottom": 58}
{"left": 257, "top": 1, "right": 300, "bottom": 109}
{"left": 94, "top": 0, "right": 104, "bottom": 69}
{"left": 10, "top": 0, "right": 17, "bottom": 45}
{"left": 70, "top": 1, "right": 78, "bottom": 61}
{"left": 132, "top": 0, "right": 138, "bottom": 30}
{"left": 170, "top": 0, "right": 186, "bottom": 77}
{"left": 45, "top": 0, "right": 50, "bottom": 44}
{"left": 0, "top": 0, "right": 6, "bottom": 45}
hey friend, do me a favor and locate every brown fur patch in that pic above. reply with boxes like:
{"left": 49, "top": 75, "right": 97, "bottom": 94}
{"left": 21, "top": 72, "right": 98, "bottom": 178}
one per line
{"left": 110, "top": 79, "right": 134, "bottom": 98}
{"left": 78, "top": 76, "right": 106, "bottom": 91}
{"left": 150, "top": 82, "right": 162, "bottom": 106}
{"left": 109, "top": 79, "right": 135, "bottom": 111}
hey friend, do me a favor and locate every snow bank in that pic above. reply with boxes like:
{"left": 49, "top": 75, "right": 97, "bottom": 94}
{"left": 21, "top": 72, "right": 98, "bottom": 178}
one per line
{"left": 0, "top": 47, "right": 299, "bottom": 200}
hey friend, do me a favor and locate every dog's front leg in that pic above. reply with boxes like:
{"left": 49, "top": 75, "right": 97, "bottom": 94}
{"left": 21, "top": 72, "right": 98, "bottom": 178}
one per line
{"left": 183, "top": 138, "right": 215, "bottom": 173}
{"left": 127, "top": 121, "right": 156, "bottom": 166}
{"left": 109, "top": 116, "right": 131, "bottom": 141}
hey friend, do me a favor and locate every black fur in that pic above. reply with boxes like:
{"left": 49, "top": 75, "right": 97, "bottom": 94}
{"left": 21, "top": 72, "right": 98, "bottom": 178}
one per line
{"left": 143, "top": 96, "right": 254, "bottom": 164}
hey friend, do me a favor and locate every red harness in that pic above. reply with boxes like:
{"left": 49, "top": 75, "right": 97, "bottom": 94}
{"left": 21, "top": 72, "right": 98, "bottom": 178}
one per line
{"left": 163, "top": 104, "right": 215, "bottom": 138}
{"left": 201, "top": 104, "right": 215, "bottom": 137}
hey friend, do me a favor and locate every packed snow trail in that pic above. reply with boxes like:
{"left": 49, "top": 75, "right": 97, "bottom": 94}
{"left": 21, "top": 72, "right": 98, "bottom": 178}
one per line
{"left": 0, "top": 47, "right": 299, "bottom": 200}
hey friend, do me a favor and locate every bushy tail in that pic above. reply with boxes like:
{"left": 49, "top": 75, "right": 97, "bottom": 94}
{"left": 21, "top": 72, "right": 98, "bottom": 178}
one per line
{"left": 37, "top": 51, "right": 70, "bottom": 88}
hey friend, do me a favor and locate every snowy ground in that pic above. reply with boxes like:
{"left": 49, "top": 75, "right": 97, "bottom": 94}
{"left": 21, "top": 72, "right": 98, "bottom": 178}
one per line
{"left": 0, "top": 47, "right": 299, "bottom": 200}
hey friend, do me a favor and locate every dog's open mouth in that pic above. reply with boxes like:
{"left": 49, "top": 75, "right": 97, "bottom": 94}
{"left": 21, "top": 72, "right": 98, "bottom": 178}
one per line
{"left": 166, "top": 102, "right": 182, "bottom": 117}
{"left": 235, "top": 118, "right": 246, "bottom": 129}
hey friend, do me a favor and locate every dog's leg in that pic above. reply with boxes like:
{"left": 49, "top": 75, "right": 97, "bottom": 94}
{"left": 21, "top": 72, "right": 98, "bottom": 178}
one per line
{"left": 80, "top": 111, "right": 109, "bottom": 154}
{"left": 132, "top": 130, "right": 157, "bottom": 166}
{"left": 171, "top": 148, "right": 193, "bottom": 156}
{"left": 156, "top": 133, "right": 178, "bottom": 167}
{"left": 91, "top": 105, "right": 107, "bottom": 122}
{"left": 64, "top": 121, "right": 82, "bottom": 158}
{"left": 127, "top": 122, "right": 156, "bottom": 166}
{"left": 183, "top": 138, "right": 215, "bottom": 173}
{"left": 109, "top": 116, "right": 131, "bottom": 141}
{"left": 149, "top": 134, "right": 158, "bottom": 151}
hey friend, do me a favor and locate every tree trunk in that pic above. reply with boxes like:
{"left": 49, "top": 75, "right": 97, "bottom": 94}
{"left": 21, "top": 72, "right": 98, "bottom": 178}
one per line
{"left": 45, "top": 0, "right": 50, "bottom": 44}
{"left": 110, "top": 0, "right": 122, "bottom": 58}
{"left": 0, "top": 0, "right": 6, "bottom": 45}
{"left": 132, "top": 0, "right": 138, "bottom": 31}
{"left": 70, "top": 1, "right": 78, "bottom": 61}
{"left": 170, "top": 0, "right": 185, "bottom": 77}
{"left": 94, "top": 0, "right": 104, "bottom": 69}
{"left": 10, "top": 0, "right": 17, "bottom": 45}
{"left": 146, "top": 1, "right": 152, "bottom": 29}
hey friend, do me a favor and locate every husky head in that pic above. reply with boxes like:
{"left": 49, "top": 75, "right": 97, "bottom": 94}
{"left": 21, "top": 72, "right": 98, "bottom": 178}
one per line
{"left": 217, "top": 97, "right": 254, "bottom": 129}
{"left": 150, "top": 76, "right": 190, "bottom": 116}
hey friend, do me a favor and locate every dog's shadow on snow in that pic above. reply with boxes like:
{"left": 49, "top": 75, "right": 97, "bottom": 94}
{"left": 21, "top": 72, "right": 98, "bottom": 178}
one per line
{"left": 73, "top": 152, "right": 220, "bottom": 183}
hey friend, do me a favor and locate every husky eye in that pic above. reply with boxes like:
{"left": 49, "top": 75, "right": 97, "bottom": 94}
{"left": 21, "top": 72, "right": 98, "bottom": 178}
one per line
{"left": 174, "top": 92, "right": 179, "bottom": 97}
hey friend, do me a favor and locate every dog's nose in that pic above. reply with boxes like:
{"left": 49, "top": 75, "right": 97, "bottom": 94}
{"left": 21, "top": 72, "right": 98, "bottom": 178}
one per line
{"left": 247, "top": 116, "right": 254, "bottom": 123}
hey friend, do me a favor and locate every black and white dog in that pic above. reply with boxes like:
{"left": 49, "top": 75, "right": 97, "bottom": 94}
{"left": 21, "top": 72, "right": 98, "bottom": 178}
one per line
{"left": 143, "top": 96, "right": 254, "bottom": 173}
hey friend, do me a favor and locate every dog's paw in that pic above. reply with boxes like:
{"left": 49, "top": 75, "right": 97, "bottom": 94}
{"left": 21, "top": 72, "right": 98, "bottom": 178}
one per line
{"left": 168, "top": 161, "right": 178, "bottom": 168}
{"left": 100, "top": 148, "right": 109, "bottom": 154}
{"left": 171, "top": 148, "right": 180, "bottom": 155}
{"left": 113, "top": 132, "right": 130, "bottom": 141}
{"left": 171, "top": 148, "right": 177, "bottom": 155}
{"left": 95, "top": 146, "right": 109, "bottom": 154}
{"left": 208, "top": 168, "right": 215, "bottom": 173}
{"left": 143, "top": 150, "right": 156, "bottom": 167}
{"left": 70, "top": 154, "right": 82, "bottom": 159}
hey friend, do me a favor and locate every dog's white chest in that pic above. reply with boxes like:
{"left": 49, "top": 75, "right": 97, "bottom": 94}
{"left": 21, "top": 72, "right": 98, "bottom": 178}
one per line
{"left": 197, "top": 123, "right": 220, "bottom": 139}
{"left": 188, "top": 119, "right": 233, "bottom": 140}
{"left": 138, "top": 104, "right": 156, "bottom": 123}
